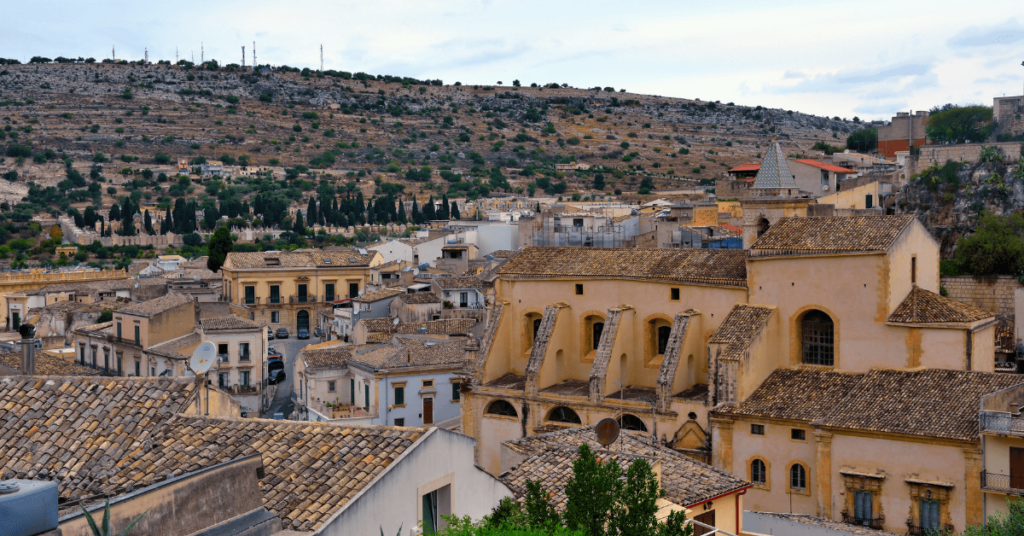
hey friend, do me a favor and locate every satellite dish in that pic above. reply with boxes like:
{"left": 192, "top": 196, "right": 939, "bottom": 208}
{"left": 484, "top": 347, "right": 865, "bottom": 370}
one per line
{"left": 189, "top": 341, "right": 217, "bottom": 375}
{"left": 596, "top": 418, "right": 620, "bottom": 447}
{"left": 392, "top": 317, "right": 400, "bottom": 326}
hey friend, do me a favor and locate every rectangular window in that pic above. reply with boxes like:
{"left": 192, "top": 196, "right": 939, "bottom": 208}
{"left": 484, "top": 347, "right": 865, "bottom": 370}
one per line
{"left": 240, "top": 371, "right": 250, "bottom": 387}
{"left": 350, "top": 379, "right": 355, "bottom": 404}
{"left": 218, "top": 343, "right": 229, "bottom": 358}
{"left": 422, "top": 379, "right": 434, "bottom": 388}
{"left": 134, "top": 325, "right": 140, "bottom": 346}
{"left": 11, "top": 311, "right": 19, "bottom": 330}
{"left": 452, "top": 382, "right": 461, "bottom": 401}
{"left": 239, "top": 343, "right": 250, "bottom": 362}
{"left": 854, "top": 490, "right": 873, "bottom": 523}
{"left": 271, "top": 311, "right": 280, "bottom": 323}
{"left": 218, "top": 372, "right": 228, "bottom": 388}
{"left": 134, "top": 360, "right": 140, "bottom": 376}
{"left": 395, "top": 385, "right": 406, "bottom": 406}
{"left": 349, "top": 282, "right": 359, "bottom": 298}
{"left": 270, "top": 285, "right": 280, "bottom": 304}
{"left": 244, "top": 286, "right": 255, "bottom": 305}
{"left": 117, "top": 322, "right": 122, "bottom": 339}
{"left": 670, "top": 288, "right": 680, "bottom": 301}
{"left": 920, "top": 499, "right": 940, "bottom": 531}
{"left": 250, "top": 312, "right": 254, "bottom": 320}
{"left": 575, "top": 284, "right": 584, "bottom": 295}
{"left": 791, "top": 428, "right": 806, "bottom": 441}
{"left": 298, "top": 283, "right": 308, "bottom": 303}
{"left": 328, "top": 381, "right": 336, "bottom": 392}
{"left": 394, "top": 417, "right": 405, "bottom": 427}
{"left": 911, "top": 256, "right": 917, "bottom": 284}
{"left": 151, "top": 367, "right": 156, "bottom": 377}
{"left": 325, "top": 283, "right": 335, "bottom": 302}
{"left": 751, "top": 424, "right": 765, "bottom": 436}
{"left": 80, "top": 345, "right": 86, "bottom": 364}
{"left": 365, "top": 386, "right": 370, "bottom": 408}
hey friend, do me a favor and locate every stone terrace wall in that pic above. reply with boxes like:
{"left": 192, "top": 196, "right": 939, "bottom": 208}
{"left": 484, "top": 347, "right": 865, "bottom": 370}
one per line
{"left": 940, "top": 275, "right": 1020, "bottom": 318}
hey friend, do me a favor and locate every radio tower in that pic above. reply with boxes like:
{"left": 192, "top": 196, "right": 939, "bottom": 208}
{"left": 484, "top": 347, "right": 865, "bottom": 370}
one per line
{"left": 320, "top": 44, "right": 323, "bottom": 72}
{"left": 144, "top": 48, "right": 148, "bottom": 64}
{"left": 201, "top": 42, "right": 204, "bottom": 64}
{"left": 112, "top": 45, "right": 115, "bottom": 62}
{"left": 253, "top": 41, "right": 256, "bottom": 69}
{"left": 242, "top": 46, "right": 246, "bottom": 68}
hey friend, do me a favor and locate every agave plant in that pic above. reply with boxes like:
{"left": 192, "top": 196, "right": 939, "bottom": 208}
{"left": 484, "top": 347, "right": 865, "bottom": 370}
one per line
{"left": 81, "top": 499, "right": 147, "bottom": 536}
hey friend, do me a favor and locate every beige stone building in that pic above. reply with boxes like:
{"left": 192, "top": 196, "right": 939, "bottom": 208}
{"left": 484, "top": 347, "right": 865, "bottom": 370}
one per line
{"left": 461, "top": 212, "right": 1010, "bottom": 535}
{"left": 220, "top": 249, "right": 383, "bottom": 333}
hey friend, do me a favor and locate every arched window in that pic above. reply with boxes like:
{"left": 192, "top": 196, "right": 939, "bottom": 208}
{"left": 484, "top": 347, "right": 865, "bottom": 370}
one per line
{"left": 790, "top": 464, "right": 807, "bottom": 491}
{"left": 525, "top": 312, "right": 543, "bottom": 350}
{"left": 592, "top": 322, "right": 604, "bottom": 351}
{"left": 618, "top": 414, "right": 647, "bottom": 432}
{"left": 548, "top": 406, "right": 582, "bottom": 424}
{"left": 657, "top": 325, "right": 672, "bottom": 355}
{"left": 756, "top": 217, "right": 770, "bottom": 238}
{"left": 486, "top": 400, "right": 518, "bottom": 417}
{"left": 801, "top": 310, "right": 834, "bottom": 366}
{"left": 751, "top": 459, "right": 766, "bottom": 485}
{"left": 533, "top": 318, "right": 542, "bottom": 340}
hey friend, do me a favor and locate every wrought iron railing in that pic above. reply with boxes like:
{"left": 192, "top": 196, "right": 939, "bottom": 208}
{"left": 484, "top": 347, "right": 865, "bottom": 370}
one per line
{"left": 840, "top": 512, "right": 883, "bottom": 530}
{"left": 980, "top": 411, "right": 1024, "bottom": 435}
{"left": 981, "top": 471, "right": 1024, "bottom": 494}
{"left": 906, "top": 523, "right": 953, "bottom": 535}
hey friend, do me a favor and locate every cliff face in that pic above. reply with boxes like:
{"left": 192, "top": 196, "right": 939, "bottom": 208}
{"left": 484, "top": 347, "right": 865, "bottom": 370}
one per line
{"left": 897, "top": 153, "right": 1024, "bottom": 257}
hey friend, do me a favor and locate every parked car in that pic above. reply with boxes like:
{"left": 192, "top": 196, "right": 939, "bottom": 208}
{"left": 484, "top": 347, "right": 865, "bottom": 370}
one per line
{"left": 268, "top": 369, "right": 286, "bottom": 385}
{"left": 268, "top": 359, "right": 284, "bottom": 374}
{"left": 267, "top": 328, "right": 275, "bottom": 340}
{"left": 267, "top": 345, "right": 278, "bottom": 356}
{"left": 276, "top": 328, "right": 289, "bottom": 339}
{"left": 298, "top": 328, "right": 309, "bottom": 339}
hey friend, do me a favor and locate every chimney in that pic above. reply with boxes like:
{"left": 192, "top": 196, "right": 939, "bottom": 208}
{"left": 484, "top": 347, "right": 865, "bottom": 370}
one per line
{"left": 18, "top": 323, "right": 37, "bottom": 376}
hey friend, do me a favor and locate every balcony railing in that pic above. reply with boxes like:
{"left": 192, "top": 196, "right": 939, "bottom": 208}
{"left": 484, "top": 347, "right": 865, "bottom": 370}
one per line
{"left": 980, "top": 411, "right": 1024, "bottom": 436}
{"left": 907, "top": 523, "right": 953, "bottom": 536}
{"left": 840, "top": 513, "right": 884, "bottom": 530}
{"left": 981, "top": 471, "right": 1024, "bottom": 495}
{"left": 244, "top": 296, "right": 259, "bottom": 305}
{"left": 269, "top": 296, "right": 281, "bottom": 304}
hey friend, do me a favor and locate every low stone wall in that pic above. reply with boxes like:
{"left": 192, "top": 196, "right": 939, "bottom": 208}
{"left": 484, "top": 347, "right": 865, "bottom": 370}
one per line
{"left": 940, "top": 275, "right": 1020, "bottom": 318}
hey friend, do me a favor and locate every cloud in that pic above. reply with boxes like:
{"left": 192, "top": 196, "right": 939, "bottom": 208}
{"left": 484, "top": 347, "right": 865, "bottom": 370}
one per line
{"left": 948, "top": 19, "right": 1024, "bottom": 48}
{"left": 975, "top": 73, "right": 1019, "bottom": 85}
{"left": 783, "top": 70, "right": 805, "bottom": 79}
{"left": 766, "top": 60, "right": 935, "bottom": 95}
{"left": 853, "top": 100, "right": 908, "bottom": 115}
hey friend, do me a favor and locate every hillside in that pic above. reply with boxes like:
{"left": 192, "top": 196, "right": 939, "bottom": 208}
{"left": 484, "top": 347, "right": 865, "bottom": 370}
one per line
{"left": 0, "top": 62, "right": 860, "bottom": 206}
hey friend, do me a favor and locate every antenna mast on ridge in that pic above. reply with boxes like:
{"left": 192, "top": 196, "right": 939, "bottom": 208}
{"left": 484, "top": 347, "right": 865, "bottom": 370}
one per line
{"left": 320, "top": 44, "right": 323, "bottom": 72}
{"left": 242, "top": 46, "right": 246, "bottom": 68}
{"left": 112, "top": 45, "right": 115, "bottom": 62}
{"left": 253, "top": 41, "right": 256, "bottom": 69}
{"left": 144, "top": 48, "right": 148, "bottom": 64}
{"left": 201, "top": 42, "right": 204, "bottom": 64}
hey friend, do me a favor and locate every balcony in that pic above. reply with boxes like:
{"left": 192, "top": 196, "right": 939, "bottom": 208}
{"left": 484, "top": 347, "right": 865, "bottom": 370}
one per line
{"left": 840, "top": 513, "right": 884, "bottom": 530}
{"left": 269, "top": 296, "right": 281, "bottom": 304}
{"left": 244, "top": 296, "right": 260, "bottom": 305}
{"left": 907, "top": 523, "right": 953, "bottom": 536}
{"left": 288, "top": 295, "right": 319, "bottom": 304}
{"left": 981, "top": 471, "right": 1024, "bottom": 495}
{"left": 980, "top": 411, "right": 1024, "bottom": 436}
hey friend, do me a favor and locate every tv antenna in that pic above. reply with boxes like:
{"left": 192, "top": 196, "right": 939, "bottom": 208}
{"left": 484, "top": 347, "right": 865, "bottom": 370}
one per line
{"left": 253, "top": 41, "right": 256, "bottom": 69}
{"left": 112, "top": 45, "right": 115, "bottom": 62}
{"left": 144, "top": 48, "right": 148, "bottom": 64}
{"left": 201, "top": 42, "right": 204, "bottom": 64}
{"left": 242, "top": 46, "right": 245, "bottom": 68}
{"left": 320, "top": 44, "right": 323, "bottom": 72}
{"left": 187, "top": 341, "right": 218, "bottom": 416}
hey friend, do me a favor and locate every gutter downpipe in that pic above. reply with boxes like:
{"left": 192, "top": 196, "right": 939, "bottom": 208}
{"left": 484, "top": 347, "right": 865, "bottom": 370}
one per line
{"left": 736, "top": 487, "right": 748, "bottom": 535}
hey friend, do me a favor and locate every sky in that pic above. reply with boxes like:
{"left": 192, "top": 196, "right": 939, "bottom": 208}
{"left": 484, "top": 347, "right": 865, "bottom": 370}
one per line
{"left": 3, "top": 0, "right": 1024, "bottom": 120}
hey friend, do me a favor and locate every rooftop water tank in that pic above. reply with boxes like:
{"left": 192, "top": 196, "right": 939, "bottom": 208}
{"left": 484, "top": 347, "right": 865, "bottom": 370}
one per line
{"left": 0, "top": 479, "right": 58, "bottom": 536}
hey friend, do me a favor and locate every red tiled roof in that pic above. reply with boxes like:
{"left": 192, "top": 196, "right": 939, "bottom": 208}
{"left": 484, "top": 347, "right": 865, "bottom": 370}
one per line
{"left": 720, "top": 223, "right": 742, "bottom": 233}
{"left": 729, "top": 163, "right": 761, "bottom": 172}
{"left": 792, "top": 159, "right": 855, "bottom": 173}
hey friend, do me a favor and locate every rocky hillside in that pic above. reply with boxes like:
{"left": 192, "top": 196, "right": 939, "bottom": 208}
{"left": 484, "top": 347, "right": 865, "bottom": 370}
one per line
{"left": 0, "top": 62, "right": 859, "bottom": 201}
{"left": 897, "top": 149, "right": 1024, "bottom": 257}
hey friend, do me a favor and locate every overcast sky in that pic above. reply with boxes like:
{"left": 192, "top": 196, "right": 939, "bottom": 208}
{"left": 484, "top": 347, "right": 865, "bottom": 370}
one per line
{"left": 3, "top": 0, "right": 1023, "bottom": 119}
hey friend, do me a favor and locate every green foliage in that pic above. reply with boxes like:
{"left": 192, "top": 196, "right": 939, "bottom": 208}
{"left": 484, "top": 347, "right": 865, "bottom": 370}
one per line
{"left": 564, "top": 444, "right": 622, "bottom": 536}
{"left": 207, "top": 226, "right": 233, "bottom": 272}
{"left": 926, "top": 105, "right": 993, "bottom": 144}
{"left": 81, "top": 499, "right": 147, "bottom": 536}
{"left": 958, "top": 497, "right": 1024, "bottom": 535}
{"left": 953, "top": 212, "right": 1024, "bottom": 277}
{"left": 98, "top": 310, "right": 113, "bottom": 322}
{"left": 980, "top": 145, "right": 1004, "bottom": 163}
{"left": 846, "top": 127, "right": 877, "bottom": 152}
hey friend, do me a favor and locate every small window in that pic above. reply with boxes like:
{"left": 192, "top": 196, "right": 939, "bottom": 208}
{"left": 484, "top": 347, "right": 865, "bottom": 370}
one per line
{"left": 328, "top": 381, "right": 336, "bottom": 392}
{"left": 657, "top": 325, "right": 671, "bottom": 355}
{"left": 751, "top": 424, "right": 765, "bottom": 436}
{"left": 670, "top": 288, "right": 680, "bottom": 301}
{"left": 752, "top": 459, "right": 766, "bottom": 485}
{"left": 548, "top": 406, "right": 582, "bottom": 424}
{"left": 486, "top": 400, "right": 518, "bottom": 417}
{"left": 271, "top": 311, "right": 280, "bottom": 323}
{"left": 394, "top": 417, "right": 405, "bottom": 427}
{"left": 134, "top": 325, "right": 140, "bottom": 346}
{"left": 911, "top": 256, "right": 917, "bottom": 284}
{"left": 575, "top": 284, "right": 584, "bottom": 295}
{"left": 422, "top": 379, "right": 434, "bottom": 388}
{"left": 791, "top": 428, "right": 806, "bottom": 441}
{"left": 790, "top": 464, "right": 807, "bottom": 491}
{"left": 394, "top": 385, "right": 405, "bottom": 406}
{"left": 451, "top": 381, "right": 461, "bottom": 401}
{"left": 218, "top": 343, "right": 229, "bottom": 356}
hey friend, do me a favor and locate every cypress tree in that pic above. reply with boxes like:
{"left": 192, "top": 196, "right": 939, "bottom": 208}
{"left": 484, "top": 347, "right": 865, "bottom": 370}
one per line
{"left": 306, "top": 197, "right": 318, "bottom": 226}
{"left": 439, "top": 194, "right": 450, "bottom": 220}
{"left": 411, "top": 198, "right": 421, "bottom": 224}
{"left": 397, "top": 198, "right": 407, "bottom": 224}
{"left": 451, "top": 201, "right": 461, "bottom": 220}
{"left": 293, "top": 209, "right": 305, "bottom": 234}
{"left": 424, "top": 196, "right": 437, "bottom": 221}
{"left": 144, "top": 210, "right": 154, "bottom": 235}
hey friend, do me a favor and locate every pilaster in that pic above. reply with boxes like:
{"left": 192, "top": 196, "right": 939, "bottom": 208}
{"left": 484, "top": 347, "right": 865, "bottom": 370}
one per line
{"left": 814, "top": 429, "right": 833, "bottom": 519}
{"left": 963, "top": 446, "right": 984, "bottom": 527}
{"left": 710, "top": 417, "right": 734, "bottom": 474}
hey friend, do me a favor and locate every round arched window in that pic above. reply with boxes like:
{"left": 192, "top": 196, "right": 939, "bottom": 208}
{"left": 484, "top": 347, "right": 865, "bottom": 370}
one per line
{"left": 801, "top": 310, "right": 834, "bottom": 366}
{"left": 548, "top": 406, "right": 582, "bottom": 424}
{"left": 617, "top": 414, "right": 648, "bottom": 432}
{"left": 486, "top": 400, "right": 518, "bottom": 417}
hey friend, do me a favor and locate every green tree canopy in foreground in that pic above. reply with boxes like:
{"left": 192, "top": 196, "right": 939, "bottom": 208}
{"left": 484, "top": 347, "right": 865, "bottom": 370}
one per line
{"left": 927, "top": 105, "right": 993, "bottom": 145}
{"left": 959, "top": 497, "right": 1024, "bottom": 535}
{"left": 207, "top": 226, "right": 233, "bottom": 272}
{"left": 953, "top": 211, "right": 1024, "bottom": 278}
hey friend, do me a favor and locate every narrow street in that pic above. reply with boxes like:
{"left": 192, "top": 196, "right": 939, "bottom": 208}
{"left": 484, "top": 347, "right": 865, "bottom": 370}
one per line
{"left": 262, "top": 337, "right": 316, "bottom": 419}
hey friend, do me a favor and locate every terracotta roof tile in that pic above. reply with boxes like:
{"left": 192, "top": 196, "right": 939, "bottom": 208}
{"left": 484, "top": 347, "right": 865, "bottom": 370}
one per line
{"left": 721, "top": 368, "right": 1024, "bottom": 441}
{"left": 709, "top": 305, "right": 775, "bottom": 361}
{"left": 396, "top": 292, "right": 442, "bottom": 304}
{"left": 502, "top": 427, "right": 747, "bottom": 508}
{"left": 792, "top": 159, "right": 855, "bottom": 174}
{"left": 0, "top": 351, "right": 98, "bottom": 376}
{"left": 225, "top": 250, "right": 377, "bottom": 269}
{"left": 750, "top": 216, "right": 914, "bottom": 256}
{"left": 888, "top": 286, "right": 992, "bottom": 324}
{"left": 433, "top": 276, "right": 485, "bottom": 290}
{"left": 118, "top": 292, "right": 194, "bottom": 318}
{"left": 352, "top": 288, "right": 404, "bottom": 303}
{"left": 200, "top": 316, "right": 263, "bottom": 331}
{"left": 498, "top": 247, "right": 747, "bottom": 287}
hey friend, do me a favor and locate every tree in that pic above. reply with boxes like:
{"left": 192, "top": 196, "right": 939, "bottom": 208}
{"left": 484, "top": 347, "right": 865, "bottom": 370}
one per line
{"left": 397, "top": 198, "right": 407, "bottom": 223}
{"left": 143, "top": 210, "right": 154, "bottom": 235}
{"left": 593, "top": 173, "right": 606, "bottom": 191}
{"left": 307, "top": 197, "right": 318, "bottom": 226}
{"left": 451, "top": 201, "right": 461, "bottom": 220}
{"left": 846, "top": 127, "right": 878, "bottom": 153}
{"left": 424, "top": 196, "right": 437, "bottom": 221}
{"left": 610, "top": 459, "right": 661, "bottom": 536}
{"left": 927, "top": 105, "right": 994, "bottom": 145}
{"left": 953, "top": 211, "right": 1024, "bottom": 277}
{"left": 564, "top": 444, "right": 622, "bottom": 536}
{"left": 959, "top": 497, "right": 1024, "bottom": 535}
{"left": 439, "top": 194, "right": 450, "bottom": 220}
{"left": 109, "top": 203, "right": 121, "bottom": 222}
{"left": 207, "top": 226, "right": 234, "bottom": 272}
{"left": 293, "top": 209, "right": 305, "bottom": 234}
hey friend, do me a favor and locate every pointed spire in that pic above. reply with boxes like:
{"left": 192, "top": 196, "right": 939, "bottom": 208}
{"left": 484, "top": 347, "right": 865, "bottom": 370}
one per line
{"left": 752, "top": 139, "right": 798, "bottom": 190}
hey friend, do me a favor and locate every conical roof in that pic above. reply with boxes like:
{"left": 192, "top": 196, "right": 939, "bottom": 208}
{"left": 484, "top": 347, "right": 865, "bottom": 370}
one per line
{"left": 752, "top": 141, "right": 798, "bottom": 189}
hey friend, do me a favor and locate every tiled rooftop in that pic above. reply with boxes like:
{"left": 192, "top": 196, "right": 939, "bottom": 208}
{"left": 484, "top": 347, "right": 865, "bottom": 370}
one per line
{"left": 397, "top": 291, "right": 442, "bottom": 304}
{"left": 750, "top": 216, "right": 915, "bottom": 255}
{"left": 352, "top": 288, "right": 404, "bottom": 303}
{"left": 709, "top": 305, "right": 775, "bottom": 361}
{"left": 0, "top": 351, "right": 98, "bottom": 376}
{"left": 433, "top": 276, "right": 485, "bottom": 290}
{"left": 118, "top": 292, "right": 194, "bottom": 317}
{"left": 498, "top": 247, "right": 748, "bottom": 287}
{"left": 302, "top": 337, "right": 468, "bottom": 370}
{"left": 502, "top": 427, "right": 748, "bottom": 508}
{"left": 200, "top": 316, "right": 263, "bottom": 331}
{"left": 721, "top": 368, "right": 1024, "bottom": 441}
{"left": 888, "top": 286, "right": 992, "bottom": 324}
{"left": 224, "top": 250, "right": 377, "bottom": 269}
{"left": 146, "top": 332, "right": 202, "bottom": 360}
{"left": 0, "top": 375, "right": 426, "bottom": 533}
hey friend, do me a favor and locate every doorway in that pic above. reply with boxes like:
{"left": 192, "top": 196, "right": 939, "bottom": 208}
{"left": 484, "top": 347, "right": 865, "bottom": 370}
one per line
{"left": 1012, "top": 447, "right": 1024, "bottom": 490}
{"left": 423, "top": 397, "right": 434, "bottom": 425}
{"left": 693, "top": 510, "right": 715, "bottom": 536}
{"left": 297, "top": 310, "right": 310, "bottom": 331}
{"left": 349, "top": 282, "right": 360, "bottom": 298}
